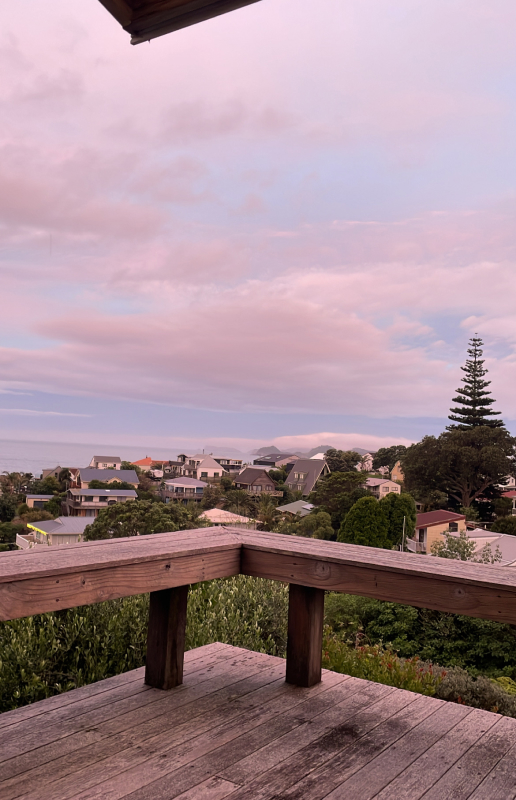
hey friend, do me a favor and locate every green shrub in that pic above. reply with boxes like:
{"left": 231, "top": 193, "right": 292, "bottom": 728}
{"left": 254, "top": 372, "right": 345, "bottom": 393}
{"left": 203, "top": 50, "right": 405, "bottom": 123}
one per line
{"left": 0, "top": 577, "right": 288, "bottom": 713}
{"left": 322, "top": 629, "right": 440, "bottom": 695}
{"left": 435, "top": 668, "right": 516, "bottom": 717}
{"left": 324, "top": 592, "right": 516, "bottom": 676}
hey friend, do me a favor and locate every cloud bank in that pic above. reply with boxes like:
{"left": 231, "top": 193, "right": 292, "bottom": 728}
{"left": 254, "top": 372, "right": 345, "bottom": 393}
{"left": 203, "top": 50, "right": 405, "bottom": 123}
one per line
{"left": 1, "top": 0, "right": 516, "bottom": 441}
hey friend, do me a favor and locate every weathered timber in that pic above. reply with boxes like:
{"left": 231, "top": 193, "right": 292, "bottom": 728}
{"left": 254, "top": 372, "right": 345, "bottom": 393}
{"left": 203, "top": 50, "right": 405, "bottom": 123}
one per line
{"left": 97, "top": 0, "right": 262, "bottom": 44}
{"left": 145, "top": 585, "right": 188, "bottom": 689}
{"left": 241, "top": 545, "right": 516, "bottom": 625}
{"left": 4, "top": 645, "right": 516, "bottom": 800}
{"left": 0, "top": 538, "right": 240, "bottom": 621}
{"left": 285, "top": 583, "right": 324, "bottom": 687}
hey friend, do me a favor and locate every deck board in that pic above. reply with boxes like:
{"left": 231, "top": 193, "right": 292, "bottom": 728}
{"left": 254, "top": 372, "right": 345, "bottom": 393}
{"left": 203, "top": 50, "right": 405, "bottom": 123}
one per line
{"left": 3, "top": 644, "right": 516, "bottom": 800}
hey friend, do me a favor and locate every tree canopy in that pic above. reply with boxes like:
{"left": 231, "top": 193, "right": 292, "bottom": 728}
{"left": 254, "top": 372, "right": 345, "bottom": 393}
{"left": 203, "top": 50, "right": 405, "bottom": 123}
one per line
{"left": 84, "top": 500, "right": 204, "bottom": 540}
{"left": 402, "top": 427, "right": 515, "bottom": 508}
{"left": 372, "top": 446, "right": 407, "bottom": 473}
{"left": 324, "top": 449, "right": 362, "bottom": 473}
{"left": 448, "top": 337, "right": 504, "bottom": 430}
{"left": 338, "top": 496, "right": 390, "bottom": 548}
{"left": 431, "top": 530, "right": 502, "bottom": 564}
{"left": 491, "top": 516, "right": 516, "bottom": 536}
{"left": 378, "top": 492, "right": 416, "bottom": 548}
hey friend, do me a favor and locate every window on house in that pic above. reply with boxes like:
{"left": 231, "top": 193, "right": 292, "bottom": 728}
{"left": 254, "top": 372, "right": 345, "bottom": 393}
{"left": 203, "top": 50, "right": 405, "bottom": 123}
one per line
{"left": 449, "top": 522, "right": 458, "bottom": 532}
{"left": 418, "top": 528, "right": 426, "bottom": 542}
{"left": 84, "top": 496, "right": 93, "bottom": 502}
{"left": 201, "top": 472, "right": 208, "bottom": 478}
{"left": 214, "top": 473, "right": 219, "bottom": 477}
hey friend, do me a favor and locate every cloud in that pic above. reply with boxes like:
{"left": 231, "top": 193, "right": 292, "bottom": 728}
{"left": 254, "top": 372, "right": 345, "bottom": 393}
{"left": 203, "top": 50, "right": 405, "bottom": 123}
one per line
{"left": 0, "top": 409, "right": 91, "bottom": 417}
{"left": 2, "top": 0, "right": 516, "bottom": 439}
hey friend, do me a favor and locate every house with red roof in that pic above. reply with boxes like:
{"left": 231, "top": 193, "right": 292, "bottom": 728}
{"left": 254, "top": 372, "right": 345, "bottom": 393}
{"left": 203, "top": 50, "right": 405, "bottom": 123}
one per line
{"left": 406, "top": 510, "right": 467, "bottom": 554}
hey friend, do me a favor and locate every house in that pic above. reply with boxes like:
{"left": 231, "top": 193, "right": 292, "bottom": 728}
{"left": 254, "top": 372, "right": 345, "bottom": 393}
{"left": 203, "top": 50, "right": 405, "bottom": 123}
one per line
{"left": 502, "top": 490, "right": 516, "bottom": 516}
{"left": 253, "top": 453, "right": 299, "bottom": 469}
{"left": 20, "top": 517, "right": 91, "bottom": 547}
{"left": 277, "top": 500, "right": 315, "bottom": 518}
{"left": 73, "top": 468, "right": 139, "bottom": 489}
{"left": 234, "top": 468, "right": 281, "bottom": 495}
{"left": 285, "top": 459, "right": 330, "bottom": 497}
{"left": 131, "top": 457, "right": 169, "bottom": 473}
{"left": 391, "top": 461, "right": 405, "bottom": 483}
{"left": 407, "top": 510, "right": 467, "bottom": 554}
{"left": 213, "top": 457, "right": 243, "bottom": 473}
{"left": 41, "top": 466, "right": 64, "bottom": 481}
{"left": 357, "top": 453, "right": 375, "bottom": 472}
{"left": 65, "top": 488, "right": 137, "bottom": 517}
{"left": 88, "top": 456, "right": 121, "bottom": 470}
{"left": 25, "top": 494, "right": 54, "bottom": 509}
{"left": 455, "top": 529, "right": 516, "bottom": 567}
{"left": 199, "top": 508, "right": 257, "bottom": 529}
{"left": 365, "top": 478, "right": 401, "bottom": 499}
{"left": 497, "top": 475, "right": 516, "bottom": 490}
{"left": 176, "top": 454, "right": 228, "bottom": 481}
{"left": 162, "top": 477, "right": 207, "bottom": 503}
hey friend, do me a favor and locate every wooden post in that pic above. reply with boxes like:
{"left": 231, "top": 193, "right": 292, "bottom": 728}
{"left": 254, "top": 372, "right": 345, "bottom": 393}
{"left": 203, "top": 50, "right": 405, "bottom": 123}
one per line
{"left": 145, "top": 585, "right": 188, "bottom": 690}
{"left": 285, "top": 583, "right": 324, "bottom": 687}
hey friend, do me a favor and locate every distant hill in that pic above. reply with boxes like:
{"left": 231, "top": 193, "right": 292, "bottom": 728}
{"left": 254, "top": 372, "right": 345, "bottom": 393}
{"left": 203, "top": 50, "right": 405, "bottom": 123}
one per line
{"left": 250, "top": 446, "right": 281, "bottom": 456}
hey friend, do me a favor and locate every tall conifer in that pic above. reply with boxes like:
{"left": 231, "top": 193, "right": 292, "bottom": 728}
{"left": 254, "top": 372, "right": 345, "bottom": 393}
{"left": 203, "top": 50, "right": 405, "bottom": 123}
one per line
{"left": 447, "top": 337, "right": 504, "bottom": 430}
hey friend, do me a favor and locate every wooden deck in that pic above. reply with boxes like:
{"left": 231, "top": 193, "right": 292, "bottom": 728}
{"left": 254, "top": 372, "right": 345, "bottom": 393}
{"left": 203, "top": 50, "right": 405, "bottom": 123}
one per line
{"left": 2, "top": 643, "right": 516, "bottom": 800}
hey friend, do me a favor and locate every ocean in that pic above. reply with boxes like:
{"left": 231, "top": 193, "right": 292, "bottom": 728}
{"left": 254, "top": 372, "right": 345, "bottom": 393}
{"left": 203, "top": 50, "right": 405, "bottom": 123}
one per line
{"left": 0, "top": 440, "right": 182, "bottom": 477}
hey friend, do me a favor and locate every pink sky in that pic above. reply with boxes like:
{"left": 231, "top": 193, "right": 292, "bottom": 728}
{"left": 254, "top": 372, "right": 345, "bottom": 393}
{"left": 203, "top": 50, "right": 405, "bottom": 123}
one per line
{"left": 1, "top": 0, "right": 516, "bottom": 450}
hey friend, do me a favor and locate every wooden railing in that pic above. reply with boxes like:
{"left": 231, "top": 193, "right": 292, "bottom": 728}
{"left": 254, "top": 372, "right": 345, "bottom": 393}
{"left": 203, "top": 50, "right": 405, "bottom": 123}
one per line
{"left": 2, "top": 527, "right": 516, "bottom": 691}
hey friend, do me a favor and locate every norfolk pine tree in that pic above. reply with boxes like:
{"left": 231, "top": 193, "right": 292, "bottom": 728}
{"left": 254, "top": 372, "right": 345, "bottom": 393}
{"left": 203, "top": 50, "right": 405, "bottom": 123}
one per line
{"left": 448, "top": 336, "right": 504, "bottom": 430}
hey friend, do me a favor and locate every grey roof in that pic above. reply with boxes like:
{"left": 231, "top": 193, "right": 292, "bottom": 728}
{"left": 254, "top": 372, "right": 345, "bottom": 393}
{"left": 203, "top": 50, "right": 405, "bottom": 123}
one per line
{"left": 236, "top": 467, "right": 273, "bottom": 485}
{"left": 69, "top": 488, "right": 137, "bottom": 497}
{"left": 457, "top": 529, "right": 516, "bottom": 567}
{"left": 254, "top": 453, "right": 297, "bottom": 464}
{"left": 27, "top": 517, "right": 91, "bottom": 535}
{"left": 277, "top": 501, "right": 315, "bottom": 517}
{"left": 365, "top": 478, "right": 399, "bottom": 487}
{"left": 285, "top": 459, "right": 329, "bottom": 496}
{"left": 91, "top": 456, "right": 121, "bottom": 462}
{"left": 78, "top": 468, "right": 139, "bottom": 484}
{"left": 26, "top": 494, "right": 54, "bottom": 500}
{"left": 164, "top": 477, "right": 208, "bottom": 488}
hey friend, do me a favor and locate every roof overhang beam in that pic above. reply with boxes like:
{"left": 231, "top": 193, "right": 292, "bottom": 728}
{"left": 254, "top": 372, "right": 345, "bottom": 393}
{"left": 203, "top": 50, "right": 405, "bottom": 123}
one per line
{"left": 98, "top": 0, "right": 262, "bottom": 44}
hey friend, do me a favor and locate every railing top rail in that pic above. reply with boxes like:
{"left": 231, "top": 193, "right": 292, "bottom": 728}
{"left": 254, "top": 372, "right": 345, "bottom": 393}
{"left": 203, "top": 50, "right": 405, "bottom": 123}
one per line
{"left": 2, "top": 527, "right": 516, "bottom": 624}
{"left": 239, "top": 530, "right": 516, "bottom": 591}
{"left": 0, "top": 528, "right": 240, "bottom": 584}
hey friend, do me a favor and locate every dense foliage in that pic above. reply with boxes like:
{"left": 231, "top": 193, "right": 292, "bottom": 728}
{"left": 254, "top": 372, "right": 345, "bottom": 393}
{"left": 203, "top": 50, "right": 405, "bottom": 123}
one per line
{"left": 402, "top": 427, "right": 515, "bottom": 508}
{"left": 324, "top": 449, "right": 362, "bottom": 473}
{"left": 84, "top": 499, "right": 205, "bottom": 540}
{"left": 0, "top": 577, "right": 288, "bottom": 713}
{"left": 372, "top": 445, "right": 407, "bottom": 473}
{"left": 4, "top": 580, "right": 516, "bottom": 716}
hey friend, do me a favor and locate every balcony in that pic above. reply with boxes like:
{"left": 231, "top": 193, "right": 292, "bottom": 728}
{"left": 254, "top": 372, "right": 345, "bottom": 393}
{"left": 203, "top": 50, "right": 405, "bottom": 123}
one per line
{"left": 2, "top": 529, "right": 516, "bottom": 798}
{"left": 406, "top": 538, "right": 426, "bottom": 553}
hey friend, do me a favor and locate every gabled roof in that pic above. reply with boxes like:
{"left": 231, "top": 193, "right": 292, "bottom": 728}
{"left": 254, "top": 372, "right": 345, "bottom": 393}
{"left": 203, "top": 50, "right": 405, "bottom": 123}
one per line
{"left": 27, "top": 517, "right": 91, "bottom": 535}
{"left": 277, "top": 501, "right": 315, "bottom": 517}
{"left": 98, "top": 0, "right": 262, "bottom": 45}
{"left": 365, "top": 478, "right": 395, "bottom": 487}
{"left": 416, "top": 510, "right": 466, "bottom": 528}
{"left": 196, "top": 455, "right": 228, "bottom": 472}
{"left": 200, "top": 508, "right": 252, "bottom": 524}
{"left": 285, "top": 459, "right": 329, "bottom": 495}
{"left": 69, "top": 489, "right": 137, "bottom": 497}
{"left": 236, "top": 467, "right": 272, "bottom": 485}
{"left": 254, "top": 453, "right": 297, "bottom": 465}
{"left": 78, "top": 468, "right": 139, "bottom": 484}
{"left": 164, "top": 477, "right": 208, "bottom": 488}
